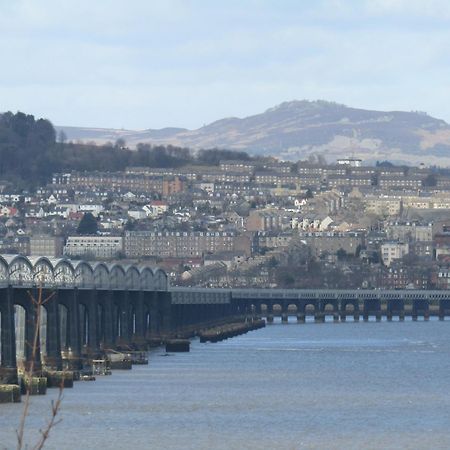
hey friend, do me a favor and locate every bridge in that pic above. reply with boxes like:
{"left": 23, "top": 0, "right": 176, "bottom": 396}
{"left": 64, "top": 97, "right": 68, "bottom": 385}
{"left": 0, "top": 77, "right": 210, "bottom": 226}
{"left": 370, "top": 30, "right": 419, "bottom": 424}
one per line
{"left": 1, "top": 254, "right": 450, "bottom": 387}
{"left": 173, "top": 287, "right": 450, "bottom": 322}
{"left": 0, "top": 255, "right": 234, "bottom": 385}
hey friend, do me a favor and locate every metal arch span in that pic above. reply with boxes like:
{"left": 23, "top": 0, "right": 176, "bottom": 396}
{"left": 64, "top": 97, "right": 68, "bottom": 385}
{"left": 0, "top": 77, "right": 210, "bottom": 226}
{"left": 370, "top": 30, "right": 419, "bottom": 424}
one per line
{"left": 0, "top": 254, "right": 168, "bottom": 291}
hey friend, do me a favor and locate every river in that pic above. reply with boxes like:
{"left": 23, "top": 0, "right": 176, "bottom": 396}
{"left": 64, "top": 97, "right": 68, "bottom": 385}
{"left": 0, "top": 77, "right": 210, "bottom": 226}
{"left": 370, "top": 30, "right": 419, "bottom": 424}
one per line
{"left": 1, "top": 317, "right": 450, "bottom": 449}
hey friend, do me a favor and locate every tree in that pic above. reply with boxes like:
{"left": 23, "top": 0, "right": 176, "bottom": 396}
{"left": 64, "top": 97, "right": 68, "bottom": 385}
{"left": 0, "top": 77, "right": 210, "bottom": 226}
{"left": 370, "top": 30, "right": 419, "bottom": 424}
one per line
{"left": 423, "top": 173, "right": 437, "bottom": 187}
{"left": 77, "top": 213, "right": 98, "bottom": 235}
{"left": 336, "top": 248, "right": 348, "bottom": 261}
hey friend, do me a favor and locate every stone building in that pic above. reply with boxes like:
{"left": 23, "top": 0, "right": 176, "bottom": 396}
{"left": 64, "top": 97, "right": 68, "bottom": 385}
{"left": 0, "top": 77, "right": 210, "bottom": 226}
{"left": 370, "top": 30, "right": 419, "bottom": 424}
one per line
{"left": 30, "top": 235, "right": 64, "bottom": 257}
{"left": 124, "top": 231, "right": 251, "bottom": 258}
{"left": 64, "top": 235, "right": 123, "bottom": 259}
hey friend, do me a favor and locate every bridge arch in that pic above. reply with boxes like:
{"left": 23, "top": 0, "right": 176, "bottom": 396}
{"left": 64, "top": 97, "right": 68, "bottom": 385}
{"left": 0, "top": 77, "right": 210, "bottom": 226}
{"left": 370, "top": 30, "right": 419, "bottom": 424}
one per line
{"left": 6, "top": 255, "right": 33, "bottom": 285}
{"left": 92, "top": 263, "right": 110, "bottom": 290}
{"left": 154, "top": 268, "right": 168, "bottom": 291}
{"left": 0, "top": 255, "right": 9, "bottom": 284}
{"left": 109, "top": 264, "right": 126, "bottom": 290}
{"left": 126, "top": 266, "right": 141, "bottom": 290}
{"left": 300, "top": 301, "right": 317, "bottom": 315}
{"left": 140, "top": 267, "right": 154, "bottom": 290}
{"left": 53, "top": 259, "right": 75, "bottom": 286}
{"left": 73, "top": 261, "right": 94, "bottom": 288}
{"left": 30, "top": 256, "right": 55, "bottom": 286}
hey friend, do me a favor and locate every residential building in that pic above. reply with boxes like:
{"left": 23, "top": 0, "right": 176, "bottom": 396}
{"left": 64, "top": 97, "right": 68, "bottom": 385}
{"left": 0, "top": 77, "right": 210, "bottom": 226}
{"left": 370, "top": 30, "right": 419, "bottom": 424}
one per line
{"left": 64, "top": 235, "right": 123, "bottom": 259}
{"left": 124, "top": 231, "right": 251, "bottom": 258}
{"left": 30, "top": 235, "right": 64, "bottom": 257}
{"left": 381, "top": 242, "right": 409, "bottom": 267}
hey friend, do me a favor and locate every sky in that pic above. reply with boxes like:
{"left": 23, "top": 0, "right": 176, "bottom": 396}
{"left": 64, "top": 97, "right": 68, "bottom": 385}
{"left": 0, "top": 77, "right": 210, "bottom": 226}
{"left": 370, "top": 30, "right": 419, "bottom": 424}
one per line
{"left": 1, "top": 0, "right": 450, "bottom": 130}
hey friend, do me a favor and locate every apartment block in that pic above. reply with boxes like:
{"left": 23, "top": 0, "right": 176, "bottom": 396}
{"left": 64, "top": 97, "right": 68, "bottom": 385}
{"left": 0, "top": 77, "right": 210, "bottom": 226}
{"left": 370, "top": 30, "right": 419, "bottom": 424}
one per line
{"left": 64, "top": 235, "right": 123, "bottom": 259}
{"left": 124, "top": 231, "right": 250, "bottom": 258}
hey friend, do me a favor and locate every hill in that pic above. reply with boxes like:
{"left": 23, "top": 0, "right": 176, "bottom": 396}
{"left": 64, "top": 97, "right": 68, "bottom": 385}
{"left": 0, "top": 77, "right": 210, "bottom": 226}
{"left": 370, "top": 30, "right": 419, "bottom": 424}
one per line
{"left": 56, "top": 100, "right": 450, "bottom": 165}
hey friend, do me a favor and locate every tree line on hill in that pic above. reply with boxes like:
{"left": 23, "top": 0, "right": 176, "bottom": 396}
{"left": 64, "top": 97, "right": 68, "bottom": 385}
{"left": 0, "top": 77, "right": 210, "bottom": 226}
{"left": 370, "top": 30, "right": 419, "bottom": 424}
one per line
{"left": 0, "top": 111, "right": 256, "bottom": 189}
{"left": 2, "top": 110, "right": 443, "bottom": 190}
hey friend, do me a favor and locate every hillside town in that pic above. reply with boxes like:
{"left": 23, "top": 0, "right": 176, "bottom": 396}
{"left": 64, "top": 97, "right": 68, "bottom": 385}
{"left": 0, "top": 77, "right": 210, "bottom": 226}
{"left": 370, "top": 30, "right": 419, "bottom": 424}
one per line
{"left": 1, "top": 156, "right": 450, "bottom": 289}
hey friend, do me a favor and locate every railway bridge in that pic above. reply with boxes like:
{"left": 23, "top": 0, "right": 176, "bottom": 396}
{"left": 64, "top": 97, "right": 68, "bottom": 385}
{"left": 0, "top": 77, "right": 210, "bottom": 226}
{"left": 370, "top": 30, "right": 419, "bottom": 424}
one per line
{"left": 2, "top": 256, "right": 450, "bottom": 386}
{"left": 224, "top": 287, "right": 450, "bottom": 322}
{"left": 0, "top": 255, "right": 231, "bottom": 385}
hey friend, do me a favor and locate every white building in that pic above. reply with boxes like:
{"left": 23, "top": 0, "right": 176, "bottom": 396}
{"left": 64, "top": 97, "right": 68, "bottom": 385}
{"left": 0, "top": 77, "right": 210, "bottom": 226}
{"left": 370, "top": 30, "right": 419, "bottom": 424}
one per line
{"left": 381, "top": 242, "right": 409, "bottom": 267}
{"left": 64, "top": 235, "right": 123, "bottom": 259}
{"left": 336, "top": 157, "right": 362, "bottom": 167}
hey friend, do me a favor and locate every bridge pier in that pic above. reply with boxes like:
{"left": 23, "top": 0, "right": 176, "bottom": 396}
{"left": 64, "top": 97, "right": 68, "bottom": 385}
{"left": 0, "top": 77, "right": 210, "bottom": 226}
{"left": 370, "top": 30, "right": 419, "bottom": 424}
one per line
{"left": 59, "top": 289, "right": 82, "bottom": 371}
{"left": 114, "top": 291, "right": 131, "bottom": 349}
{"left": 131, "top": 291, "right": 147, "bottom": 347}
{"left": 0, "top": 288, "right": 18, "bottom": 385}
{"left": 16, "top": 288, "right": 43, "bottom": 374}
{"left": 44, "top": 291, "right": 62, "bottom": 371}
{"left": 158, "top": 291, "right": 172, "bottom": 338}
{"left": 314, "top": 312, "right": 324, "bottom": 323}
{"left": 266, "top": 304, "right": 274, "bottom": 323}
{"left": 297, "top": 313, "right": 305, "bottom": 323}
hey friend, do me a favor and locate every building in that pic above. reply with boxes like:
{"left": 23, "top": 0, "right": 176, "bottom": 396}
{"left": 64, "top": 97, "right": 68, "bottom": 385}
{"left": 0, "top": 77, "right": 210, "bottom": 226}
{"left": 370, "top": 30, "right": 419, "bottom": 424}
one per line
{"left": 245, "top": 210, "right": 284, "bottom": 232}
{"left": 254, "top": 172, "right": 300, "bottom": 185}
{"left": 30, "top": 235, "right": 64, "bottom": 257}
{"left": 336, "top": 157, "right": 362, "bottom": 167}
{"left": 219, "top": 160, "right": 256, "bottom": 174}
{"left": 378, "top": 175, "right": 423, "bottom": 190}
{"left": 385, "top": 222, "right": 433, "bottom": 242}
{"left": 124, "top": 231, "right": 251, "bottom": 258}
{"left": 255, "top": 231, "right": 293, "bottom": 250}
{"left": 297, "top": 231, "right": 364, "bottom": 258}
{"left": 162, "top": 176, "right": 185, "bottom": 196}
{"left": 381, "top": 242, "right": 409, "bottom": 267}
{"left": 53, "top": 171, "right": 164, "bottom": 194}
{"left": 64, "top": 235, "right": 123, "bottom": 259}
{"left": 364, "top": 196, "right": 402, "bottom": 216}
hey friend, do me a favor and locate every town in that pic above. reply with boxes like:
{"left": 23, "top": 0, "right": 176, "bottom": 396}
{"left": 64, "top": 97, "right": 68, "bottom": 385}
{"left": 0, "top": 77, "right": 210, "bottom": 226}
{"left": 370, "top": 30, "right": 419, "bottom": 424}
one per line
{"left": 1, "top": 153, "right": 450, "bottom": 290}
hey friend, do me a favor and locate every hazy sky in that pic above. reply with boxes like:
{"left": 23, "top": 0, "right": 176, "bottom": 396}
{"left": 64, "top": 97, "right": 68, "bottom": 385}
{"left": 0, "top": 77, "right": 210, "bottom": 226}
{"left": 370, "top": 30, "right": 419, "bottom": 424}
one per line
{"left": 1, "top": 0, "right": 450, "bottom": 129}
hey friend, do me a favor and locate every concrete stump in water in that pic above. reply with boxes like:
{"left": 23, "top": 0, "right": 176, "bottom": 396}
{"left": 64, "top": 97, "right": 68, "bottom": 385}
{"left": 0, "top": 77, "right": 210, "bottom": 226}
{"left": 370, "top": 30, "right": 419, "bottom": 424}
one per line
{"left": 166, "top": 339, "right": 190, "bottom": 352}
{"left": 0, "top": 385, "right": 21, "bottom": 403}
{"left": 45, "top": 370, "right": 74, "bottom": 388}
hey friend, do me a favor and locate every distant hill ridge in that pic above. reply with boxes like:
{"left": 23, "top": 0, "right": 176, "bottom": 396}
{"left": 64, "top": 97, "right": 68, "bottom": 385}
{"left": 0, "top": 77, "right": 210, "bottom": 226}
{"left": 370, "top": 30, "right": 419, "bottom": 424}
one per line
{"left": 56, "top": 100, "right": 450, "bottom": 165}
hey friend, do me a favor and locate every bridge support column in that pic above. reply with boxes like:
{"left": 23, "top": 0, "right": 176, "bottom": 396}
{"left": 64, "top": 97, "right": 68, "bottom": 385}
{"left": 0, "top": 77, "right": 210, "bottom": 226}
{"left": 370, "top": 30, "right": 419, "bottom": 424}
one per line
{"left": 297, "top": 313, "right": 305, "bottom": 323}
{"left": 0, "top": 288, "right": 18, "bottom": 384}
{"left": 44, "top": 292, "right": 62, "bottom": 371}
{"left": 22, "top": 288, "right": 43, "bottom": 374}
{"left": 101, "top": 291, "right": 115, "bottom": 349}
{"left": 314, "top": 312, "right": 324, "bottom": 323}
{"left": 59, "top": 290, "right": 82, "bottom": 371}
{"left": 132, "top": 292, "right": 146, "bottom": 347}
{"left": 266, "top": 304, "right": 273, "bottom": 323}
{"left": 85, "top": 291, "right": 99, "bottom": 357}
{"left": 354, "top": 304, "right": 360, "bottom": 321}
{"left": 281, "top": 313, "right": 288, "bottom": 323}
{"left": 116, "top": 291, "right": 132, "bottom": 349}
{"left": 158, "top": 292, "right": 172, "bottom": 338}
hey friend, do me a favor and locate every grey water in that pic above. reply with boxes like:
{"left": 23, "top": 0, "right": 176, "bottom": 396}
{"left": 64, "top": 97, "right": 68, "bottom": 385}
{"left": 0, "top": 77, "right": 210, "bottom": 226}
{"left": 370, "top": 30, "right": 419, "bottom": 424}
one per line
{"left": 2, "top": 317, "right": 450, "bottom": 450}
